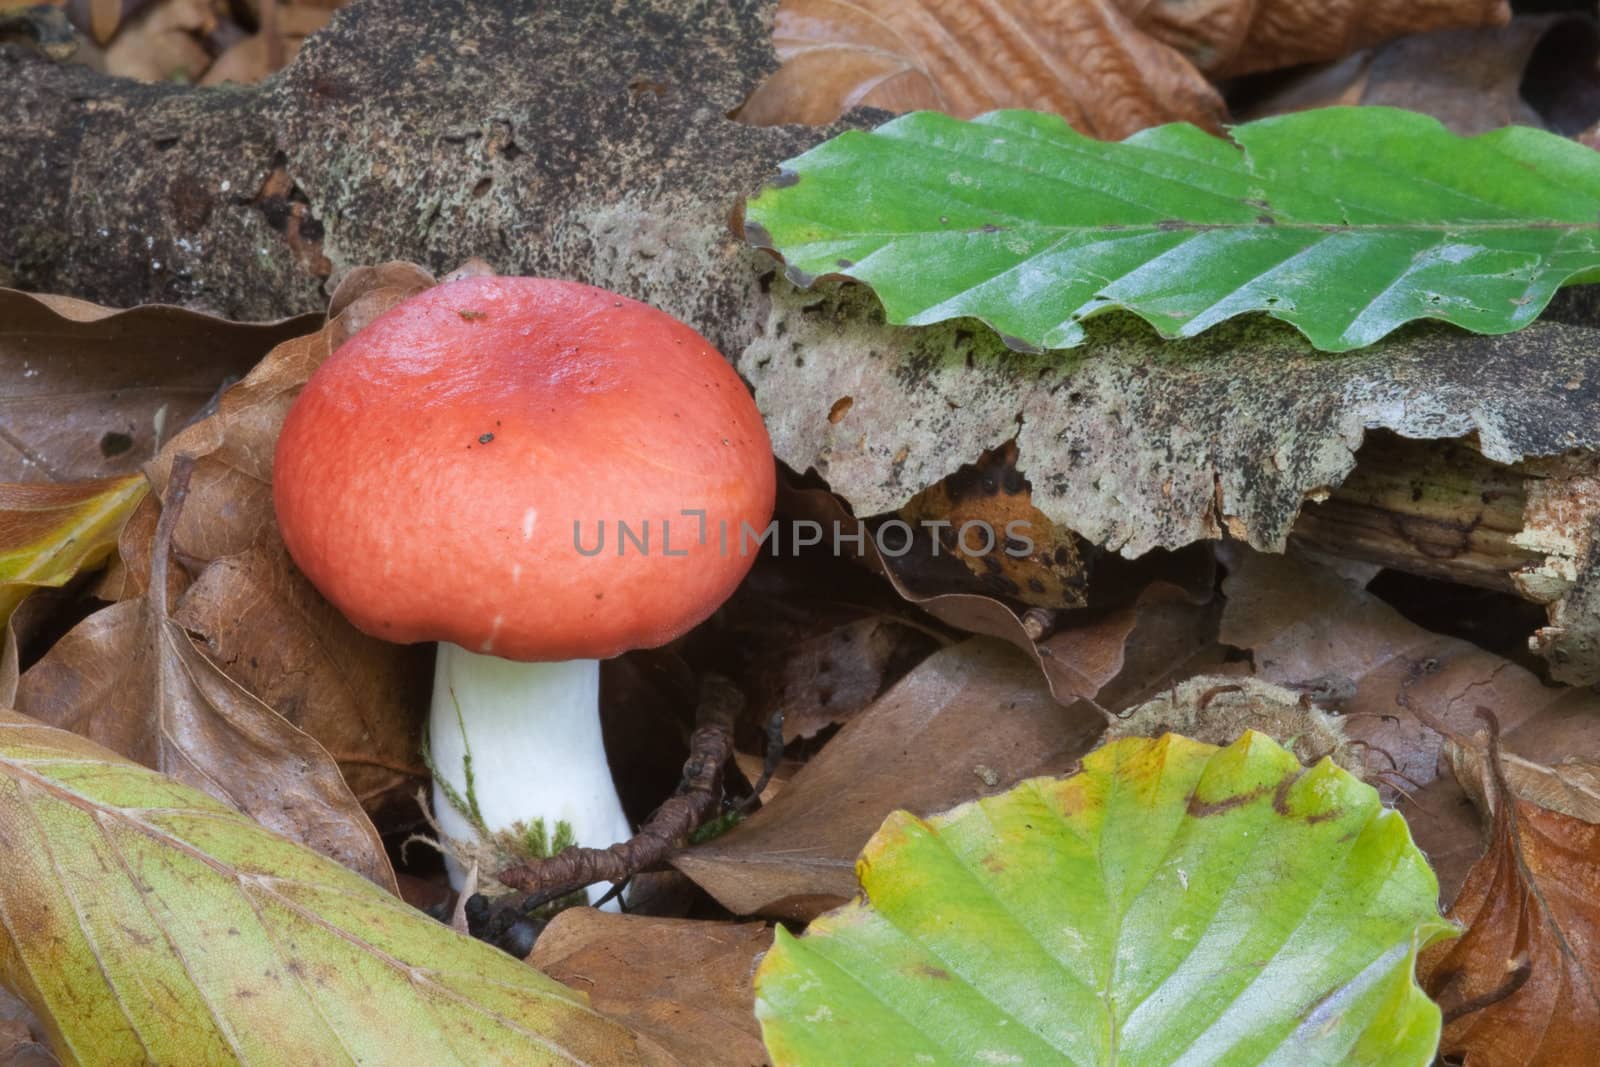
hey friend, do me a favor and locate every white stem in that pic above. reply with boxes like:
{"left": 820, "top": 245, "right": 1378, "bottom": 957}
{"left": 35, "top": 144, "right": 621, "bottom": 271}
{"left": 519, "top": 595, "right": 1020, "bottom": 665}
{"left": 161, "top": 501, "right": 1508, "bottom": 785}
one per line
{"left": 428, "top": 644, "right": 632, "bottom": 908}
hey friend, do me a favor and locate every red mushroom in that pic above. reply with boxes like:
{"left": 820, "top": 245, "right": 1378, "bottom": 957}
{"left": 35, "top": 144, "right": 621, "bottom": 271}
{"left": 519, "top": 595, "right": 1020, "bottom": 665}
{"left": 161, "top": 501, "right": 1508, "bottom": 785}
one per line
{"left": 273, "top": 275, "right": 774, "bottom": 901}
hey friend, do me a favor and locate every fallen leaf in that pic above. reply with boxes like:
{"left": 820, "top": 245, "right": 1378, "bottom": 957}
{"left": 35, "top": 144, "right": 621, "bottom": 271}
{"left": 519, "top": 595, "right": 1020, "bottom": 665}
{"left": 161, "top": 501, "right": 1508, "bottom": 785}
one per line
{"left": 1448, "top": 739, "right": 1600, "bottom": 825}
{"left": 1419, "top": 727, "right": 1600, "bottom": 1065}
{"left": 533, "top": 911, "right": 773, "bottom": 1067}
{"left": 102, "top": 0, "right": 217, "bottom": 82}
{"left": 200, "top": 5, "right": 334, "bottom": 85}
{"left": 782, "top": 484, "right": 1217, "bottom": 706}
{"left": 1241, "top": 16, "right": 1594, "bottom": 135}
{"left": 172, "top": 542, "right": 430, "bottom": 817}
{"left": 671, "top": 638, "right": 1103, "bottom": 919}
{"left": 1128, "top": 0, "right": 1509, "bottom": 78}
{"left": 0, "top": 708, "right": 643, "bottom": 1065}
{"left": 756, "top": 614, "right": 939, "bottom": 742}
{"left": 736, "top": 0, "right": 1224, "bottom": 139}
{"left": 1220, "top": 549, "right": 1600, "bottom": 793}
{"left": 897, "top": 440, "right": 1087, "bottom": 609}
{"left": 0, "top": 474, "right": 146, "bottom": 630}
{"left": 1221, "top": 546, "right": 1600, "bottom": 903}
{"left": 709, "top": 547, "right": 946, "bottom": 742}
{"left": 15, "top": 462, "right": 396, "bottom": 888}
{"left": 99, "top": 263, "right": 436, "bottom": 817}
{"left": 0, "top": 288, "right": 315, "bottom": 484}
{"left": 0, "top": 987, "right": 55, "bottom": 1067}
{"left": 758, "top": 732, "right": 1455, "bottom": 1065}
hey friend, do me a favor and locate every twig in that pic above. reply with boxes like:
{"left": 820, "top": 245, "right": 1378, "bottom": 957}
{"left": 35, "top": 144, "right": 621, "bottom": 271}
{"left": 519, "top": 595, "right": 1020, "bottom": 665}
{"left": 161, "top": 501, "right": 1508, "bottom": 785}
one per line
{"left": 493, "top": 673, "right": 743, "bottom": 898}
{"left": 738, "top": 704, "right": 786, "bottom": 813}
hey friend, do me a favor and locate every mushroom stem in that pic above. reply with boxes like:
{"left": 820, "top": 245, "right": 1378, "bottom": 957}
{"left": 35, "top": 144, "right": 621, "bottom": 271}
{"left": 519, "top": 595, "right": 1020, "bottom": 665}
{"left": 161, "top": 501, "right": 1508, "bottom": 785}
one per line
{"left": 428, "top": 644, "right": 631, "bottom": 907}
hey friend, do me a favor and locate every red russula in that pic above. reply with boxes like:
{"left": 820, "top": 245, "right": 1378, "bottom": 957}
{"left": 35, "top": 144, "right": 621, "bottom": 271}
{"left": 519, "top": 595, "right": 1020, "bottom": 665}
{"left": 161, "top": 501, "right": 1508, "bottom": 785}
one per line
{"left": 274, "top": 275, "right": 775, "bottom": 660}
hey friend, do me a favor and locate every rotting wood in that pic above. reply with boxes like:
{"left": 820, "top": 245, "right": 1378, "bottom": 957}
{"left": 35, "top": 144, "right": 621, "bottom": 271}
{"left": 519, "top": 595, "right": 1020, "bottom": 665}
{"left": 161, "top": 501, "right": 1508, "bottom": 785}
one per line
{"left": 1291, "top": 430, "right": 1600, "bottom": 684}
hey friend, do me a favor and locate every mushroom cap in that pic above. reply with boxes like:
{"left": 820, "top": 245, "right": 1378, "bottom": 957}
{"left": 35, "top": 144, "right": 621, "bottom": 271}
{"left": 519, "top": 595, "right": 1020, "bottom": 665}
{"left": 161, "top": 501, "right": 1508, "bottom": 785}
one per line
{"left": 273, "top": 276, "right": 776, "bottom": 661}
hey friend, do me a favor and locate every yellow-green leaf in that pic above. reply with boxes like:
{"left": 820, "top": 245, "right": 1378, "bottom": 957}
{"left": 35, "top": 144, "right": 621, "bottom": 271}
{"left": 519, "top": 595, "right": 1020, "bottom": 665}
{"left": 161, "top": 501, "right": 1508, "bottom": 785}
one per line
{"left": 0, "top": 709, "right": 642, "bottom": 1066}
{"left": 0, "top": 475, "right": 146, "bottom": 627}
{"left": 756, "top": 731, "right": 1456, "bottom": 1066}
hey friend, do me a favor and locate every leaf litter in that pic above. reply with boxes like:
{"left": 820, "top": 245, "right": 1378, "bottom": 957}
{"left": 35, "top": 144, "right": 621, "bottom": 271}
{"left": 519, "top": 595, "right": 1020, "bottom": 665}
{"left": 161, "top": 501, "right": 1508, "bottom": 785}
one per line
{"left": 10, "top": 2, "right": 1600, "bottom": 1064}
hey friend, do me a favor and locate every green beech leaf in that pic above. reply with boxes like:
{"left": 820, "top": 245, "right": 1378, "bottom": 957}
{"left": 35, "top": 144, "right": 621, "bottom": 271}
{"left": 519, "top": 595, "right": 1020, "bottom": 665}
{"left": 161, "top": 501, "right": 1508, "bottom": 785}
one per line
{"left": 743, "top": 107, "right": 1600, "bottom": 352}
{"left": 0, "top": 475, "right": 146, "bottom": 628}
{"left": 0, "top": 709, "right": 642, "bottom": 1066}
{"left": 755, "top": 731, "right": 1455, "bottom": 1066}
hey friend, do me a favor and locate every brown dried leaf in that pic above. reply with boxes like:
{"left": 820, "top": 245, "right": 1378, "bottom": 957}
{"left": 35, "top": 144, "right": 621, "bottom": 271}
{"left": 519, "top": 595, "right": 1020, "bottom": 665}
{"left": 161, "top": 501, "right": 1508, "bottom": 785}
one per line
{"left": 763, "top": 615, "right": 936, "bottom": 742}
{"left": 1125, "top": 0, "right": 1510, "bottom": 78}
{"left": 0, "top": 289, "right": 314, "bottom": 484}
{"left": 533, "top": 911, "right": 773, "bottom": 1067}
{"left": 102, "top": 0, "right": 218, "bottom": 82}
{"left": 1241, "top": 17, "right": 1594, "bottom": 135}
{"left": 711, "top": 549, "right": 945, "bottom": 741}
{"left": 1220, "top": 548, "right": 1600, "bottom": 791}
{"left": 1420, "top": 734, "right": 1600, "bottom": 1065}
{"left": 200, "top": 4, "right": 335, "bottom": 85}
{"left": 14, "top": 466, "right": 396, "bottom": 889}
{"left": 898, "top": 441, "right": 1086, "bottom": 610}
{"left": 1449, "top": 740, "right": 1600, "bottom": 826}
{"left": 98, "top": 263, "right": 436, "bottom": 816}
{"left": 671, "top": 638, "right": 1102, "bottom": 919}
{"left": 173, "top": 542, "right": 430, "bottom": 816}
{"left": 783, "top": 484, "right": 1216, "bottom": 706}
{"left": 1221, "top": 547, "right": 1600, "bottom": 902}
{"left": 736, "top": 0, "right": 1224, "bottom": 139}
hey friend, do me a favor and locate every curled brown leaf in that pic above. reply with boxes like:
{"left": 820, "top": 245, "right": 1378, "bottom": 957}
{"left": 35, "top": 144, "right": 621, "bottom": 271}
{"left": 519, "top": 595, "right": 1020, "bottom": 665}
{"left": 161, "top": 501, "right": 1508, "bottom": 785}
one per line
{"left": 1420, "top": 720, "right": 1600, "bottom": 1065}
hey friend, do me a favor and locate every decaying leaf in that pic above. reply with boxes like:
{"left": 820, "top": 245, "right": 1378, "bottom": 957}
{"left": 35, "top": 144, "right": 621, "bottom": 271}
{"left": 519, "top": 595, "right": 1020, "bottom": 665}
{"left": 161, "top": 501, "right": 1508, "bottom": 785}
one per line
{"left": 0, "top": 289, "right": 315, "bottom": 484}
{"left": 101, "top": 0, "right": 218, "bottom": 82}
{"left": 0, "top": 709, "right": 643, "bottom": 1066}
{"left": 0, "top": 475, "right": 146, "bottom": 629}
{"left": 1448, "top": 738, "right": 1600, "bottom": 826}
{"left": 706, "top": 539, "right": 949, "bottom": 743}
{"left": 898, "top": 440, "right": 1086, "bottom": 610}
{"left": 532, "top": 911, "right": 772, "bottom": 1067}
{"left": 0, "top": 987, "right": 54, "bottom": 1067}
{"left": 201, "top": 5, "right": 336, "bottom": 86}
{"left": 757, "top": 732, "right": 1455, "bottom": 1066}
{"left": 1222, "top": 547, "right": 1600, "bottom": 902}
{"left": 671, "top": 638, "right": 1104, "bottom": 919}
{"left": 1221, "top": 549, "right": 1600, "bottom": 791}
{"left": 783, "top": 485, "right": 1215, "bottom": 706}
{"left": 1420, "top": 727, "right": 1600, "bottom": 1065}
{"left": 172, "top": 543, "right": 429, "bottom": 814}
{"left": 736, "top": 0, "right": 1223, "bottom": 139}
{"left": 100, "top": 262, "right": 436, "bottom": 817}
{"left": 15, "top": 462, "right": 396, "bottom": 888}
